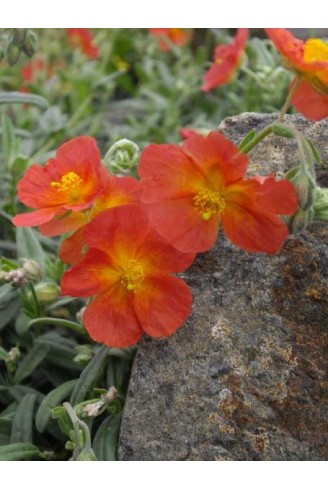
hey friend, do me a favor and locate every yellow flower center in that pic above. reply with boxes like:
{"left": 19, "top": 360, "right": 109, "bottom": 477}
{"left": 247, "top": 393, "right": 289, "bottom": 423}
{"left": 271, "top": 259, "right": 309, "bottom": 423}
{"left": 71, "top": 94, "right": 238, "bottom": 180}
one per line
{"left": 50, "top": 171, "right": 83, "bottom": 200}
{"left": 120, "top": 259, "right": 145, "bottom": 291}
{"left": 304, "top": 39, "right": 328, "bottom": 63}
{"left": 193, "top": 188, "right": 225, "bottom": 221}
{"left": 303, "top": 38, "right": 328, "bottom": 92}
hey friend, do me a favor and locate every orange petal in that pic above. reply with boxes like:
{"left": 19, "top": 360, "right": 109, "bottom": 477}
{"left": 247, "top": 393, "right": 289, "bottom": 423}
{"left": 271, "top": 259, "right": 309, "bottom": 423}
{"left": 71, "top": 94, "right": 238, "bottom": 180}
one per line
{"left": 137, "top": 226, "right": 196, "bottom": 274}
{"left": 39, "top": 211, "right": 87, "bottom": 237}
{"left": 12, "top": 207, "right": 60, "bottom": 227}
{"left": 252, "top": 176, "right": 298, "bottom": 215}
{"left": 134, "top": 275, "right": 192, "bottom": 337}
{"left": 83, "top": 289, "right": 143, "bottom": 348}
{"left": 84, "top": 204, "right": 150, "bottom": 256}
{"left": 222, "top": 204, "right": 290, "bottom": 254}
{"left": 292, "top": 79, "right": 328, "bottom": 121}
{"left": 139, "top": 143, "right": 203, "bottom": 202}
{"left": 61, "top": 248, "right": 119, "bottom": 297}
{"left": 59, "top": 226, "right": 87, "bottom": 264}
{"left": 182, "top": 131, "right": 249, "bottom": 184}
{"left": 147, "top": 197, "right": 220, "bottom": 253}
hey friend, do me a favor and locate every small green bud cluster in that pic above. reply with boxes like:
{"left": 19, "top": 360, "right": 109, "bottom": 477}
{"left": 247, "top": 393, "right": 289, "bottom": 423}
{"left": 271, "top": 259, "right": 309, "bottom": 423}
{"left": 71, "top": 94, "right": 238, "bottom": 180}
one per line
{"left": 1, "top": 259, "right": 44, "bottom": 288}
{"left": 0, "top": 29, "right": 37, "bottom": 65}
{"left": 103, "top": 138, "right": 139, "bottom": 175}
{"left": 285, "top": 132, "right": 320, "bottom": 233}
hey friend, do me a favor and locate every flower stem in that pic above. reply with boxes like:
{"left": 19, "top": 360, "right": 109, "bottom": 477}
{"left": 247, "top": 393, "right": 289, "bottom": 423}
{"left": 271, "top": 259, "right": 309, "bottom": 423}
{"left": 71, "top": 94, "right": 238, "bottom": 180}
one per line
{"left": 278, "top": 76, "right": 301, "bottom": 122}
{"left": 27, "top": 317, "right": 86, "bottom": 335}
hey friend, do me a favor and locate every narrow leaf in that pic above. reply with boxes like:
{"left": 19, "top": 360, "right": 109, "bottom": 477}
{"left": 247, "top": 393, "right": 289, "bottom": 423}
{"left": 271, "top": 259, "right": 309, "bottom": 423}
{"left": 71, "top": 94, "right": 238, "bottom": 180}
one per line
{"left": 0, "top": 91, "right": 49, "bottom": 110}
{"left": 16, "top": 227, "right": 46, "bottom": 268}
{"left": 36, "top": 379, "right": 78, "bottom": 433}
{"left": 14, "top": 343, "right": 50, "bottom": 383}
{"left": 0, "top": 443, "right": 41, "bottom": 461}
{"left": 92, "top": 413, "right": 122, "bottom": 461}
{"left": 70, "top": 345, "right": 110, "bottom": 406}
{"left": 10, "top": 393, "right": 36, "bottom": 443}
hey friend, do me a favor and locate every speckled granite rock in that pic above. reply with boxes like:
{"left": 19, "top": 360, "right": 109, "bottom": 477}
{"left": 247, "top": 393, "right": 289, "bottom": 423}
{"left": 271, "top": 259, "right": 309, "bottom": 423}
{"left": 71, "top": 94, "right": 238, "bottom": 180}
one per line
{"left": 118, "top": 114, "right": 328, "bottom": 461}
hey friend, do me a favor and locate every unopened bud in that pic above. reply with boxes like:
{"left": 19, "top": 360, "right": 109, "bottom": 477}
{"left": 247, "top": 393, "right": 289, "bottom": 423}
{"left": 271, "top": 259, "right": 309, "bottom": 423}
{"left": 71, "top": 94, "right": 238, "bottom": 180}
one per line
{"left": 285, "top": 166, "right": 317, "bottom": 211}
{"left": 4, "top": 268, "right": 28, "bottom": 287}
{"left": 33, "top": 281, "right": 60, "bottom": 303}
{"left": 6, "top": 43, "right": 21, "bottom": 65}
{"left": 21, "top": 259, "right": 44, "bottom": 283}
{"left": 74, "top": 344, "right": 93, "bottom": 364}
{"left": 77, "top": 448, "right": 97, "bottom": 461}
{"left": 313, "top": 187, "right": 328, "bottom": 221}
{"left": 7, "top": 346, "right": 20, "bottom": 363}
{"left": 103, "top": 138, "right": 139, "bottom": 175}
{"left": 13, "top": 29, "right": 27, "bottom": 47}
{"left": 288, "top": 207, "right": 314, "bottom": 234}
{"left": 22, "top": 30, "right": 38, "bottom": 57}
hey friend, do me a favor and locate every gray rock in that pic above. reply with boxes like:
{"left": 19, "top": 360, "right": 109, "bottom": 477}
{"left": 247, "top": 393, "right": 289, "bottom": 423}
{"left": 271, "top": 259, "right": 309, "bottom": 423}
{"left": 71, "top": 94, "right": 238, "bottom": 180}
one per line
{"left": 118, "top": 113, "right": 328, "bottom": 461}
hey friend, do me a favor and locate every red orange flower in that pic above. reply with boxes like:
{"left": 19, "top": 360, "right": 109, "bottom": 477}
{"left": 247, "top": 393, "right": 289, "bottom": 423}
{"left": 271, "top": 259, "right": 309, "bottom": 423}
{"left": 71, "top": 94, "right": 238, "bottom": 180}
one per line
{"left": 67, "top": 28, "right": 99, "bottom": 59}
{"left": 13, "top": 136, "right": 104, "bottom": 228}
{"left": 265, "top": 28, "right": 328, "bottom": 120}
{"left": 61, "top": 205, "right": 194, "bottom": 348}
{"left": 202, "top": 29, "right": 249, "bottom": 92}
{"left": 149, "top": 28, "right": 191, "bottom": 52}
{"left": 138, "top": 131, "right": 298, "bottom": 254}
{"left": 50, "top": 172, "right": 141, "bottom": 264}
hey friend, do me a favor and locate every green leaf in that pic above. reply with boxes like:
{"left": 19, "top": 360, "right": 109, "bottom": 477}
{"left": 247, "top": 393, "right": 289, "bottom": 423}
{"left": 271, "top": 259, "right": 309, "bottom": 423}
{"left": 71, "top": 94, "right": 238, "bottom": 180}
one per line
{"left": 306, "top": 138, "right": 322, "bottom": 165}
{"left": 1, "top": 113, "right": 16, "bottom": 164}
{"left": 238, "top": 129, "right": 256, "bottom": 150}
{"left": 16, "top": 227, "right": 46, "bottom": 268}
{"left": 0, "top": 443, "right": 41, "bottom": 461}
{"left": 0, "top": 295, "right": 20, "bottom": 331}
{"left": 14, "top": 343, "right": 50, "bottom": 383}
{"left": 10, "top": 393, "right": 36, "bottom": 443}
{"left": 0, "top": 346, "right": 8, "bottom": 361}
{"left": 92, "top": 413, "right": 122, "bottom": 461}
{"left": 0, "top": 91, "right": 49, "bottom": 110}
{"left": 106, "top": 356, "right": 131, "bottom": 393}
{"left": 70, "top": 345, "right": 110, "bottom": 406}
{"left": 15, "top": 311, "right": 32, "bottom": 335}
{"left": 36, "top": 379, "right": 78, "bottom": 433}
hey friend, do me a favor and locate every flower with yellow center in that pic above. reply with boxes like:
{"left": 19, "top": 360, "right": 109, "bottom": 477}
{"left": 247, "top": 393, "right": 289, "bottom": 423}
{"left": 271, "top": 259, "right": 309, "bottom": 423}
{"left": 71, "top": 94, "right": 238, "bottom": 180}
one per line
{"left": 13, "top": 136, "right": 104, "bottom": 228}
{"left": 265, "top": 29, "right": 328, "bottom": 120}
{"left": 61, "top": 205, "right": 195, "bottom": 348}
{"left": 139, "top": 131, "right": 298, "bottom": 254}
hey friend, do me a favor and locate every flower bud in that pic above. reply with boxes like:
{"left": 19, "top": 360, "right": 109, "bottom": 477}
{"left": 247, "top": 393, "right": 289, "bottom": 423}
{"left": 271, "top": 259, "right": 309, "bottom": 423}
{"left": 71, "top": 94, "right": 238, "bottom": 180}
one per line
{"left": 288, "top": 207, "right": 314, "bottom": 234}
{"left": 76, "top": 448, "right": 98, "bottom": 461}
{"left": 6, "top": 42, "right": 21, "bottom": 65}
{"left": 33, "top": 281, "right": 60, "bottom": 303}
{"left": 22, "top": 30, "right": 37, "bottom": 57}
{"left": 103, "top": 138, "right": 139, "bottom": 175}
{"left": 313, "top": 187, "right": 328, "bottom": 221}
{"left": 21, "top": 259, "right": 44, "bottom": 283}
{"left": 13, "top": 29, "right": 27, "bottom": 47}
{"left": 4, "top": 268, "right": 28, "bottom": 287}
{"left": 285, "top": 166, "right": 317, "bottom": 211}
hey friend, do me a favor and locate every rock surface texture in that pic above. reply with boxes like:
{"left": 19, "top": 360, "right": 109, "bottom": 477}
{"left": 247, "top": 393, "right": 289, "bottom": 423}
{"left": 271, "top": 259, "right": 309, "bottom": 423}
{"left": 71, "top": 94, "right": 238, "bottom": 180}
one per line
{"left": 118, "top": 113, "right": 328, "bottom": 461}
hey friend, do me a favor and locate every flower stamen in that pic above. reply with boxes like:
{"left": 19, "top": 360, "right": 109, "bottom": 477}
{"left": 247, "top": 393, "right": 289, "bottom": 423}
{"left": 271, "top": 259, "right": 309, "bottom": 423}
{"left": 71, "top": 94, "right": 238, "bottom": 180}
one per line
{"left": 50, "top": 171, "right": 83, "bottom": 192}
{"left": 120, "top": 259, "right": 144, "bottom": 291}
{"left": 193, "top": 188, "right": 226, "bottom": 221}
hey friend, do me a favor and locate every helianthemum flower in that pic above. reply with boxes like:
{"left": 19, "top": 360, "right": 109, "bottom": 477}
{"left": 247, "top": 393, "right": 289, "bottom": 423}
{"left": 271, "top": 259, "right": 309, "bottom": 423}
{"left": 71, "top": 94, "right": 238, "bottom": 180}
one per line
{"left": 67, "top": 28, "right": 99, "bottom": 59}
{"left": 61, "top": 205, "right": 194, "bottom": 348}
{"left": 41, "top": 170, "right": 141, "bottom": 264}
{"left": 266, "top": 28, "right": 328, "bottom": 120}
{"left": 202, "top": 28, "right": 249, "bottom": 92}
{"left": 13, "top": 136, "right": 104, "bottom": 229}
{"left": 138, "top": 131, "right": 298, "bottom": 254}
{"left": 149, "top": 28, "right": 191, "bottom": 51}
